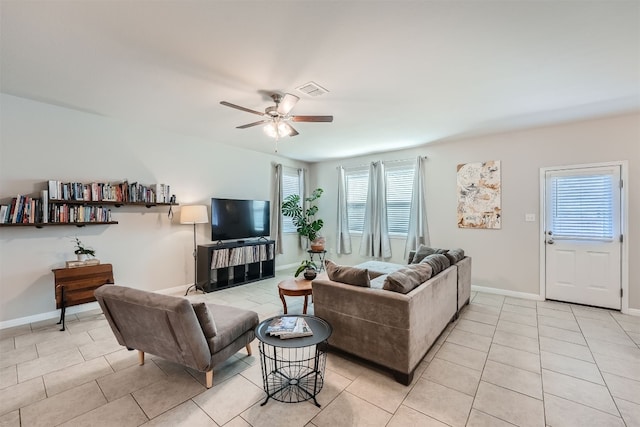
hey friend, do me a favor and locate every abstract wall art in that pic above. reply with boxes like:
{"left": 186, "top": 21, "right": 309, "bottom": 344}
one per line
{"left": 457, "top": 160, "right": 501, "bottom": 229}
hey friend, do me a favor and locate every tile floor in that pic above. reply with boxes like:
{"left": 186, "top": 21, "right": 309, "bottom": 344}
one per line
{"left": 1, "top": 272, "right": 640, "bottom": 426}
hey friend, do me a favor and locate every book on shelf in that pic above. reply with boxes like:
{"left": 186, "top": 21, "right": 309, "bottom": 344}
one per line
{"left": 266, "top": 317, "right": 314, "bottom": 339}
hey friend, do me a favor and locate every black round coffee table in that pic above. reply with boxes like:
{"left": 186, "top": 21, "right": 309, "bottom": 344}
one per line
{"left": 255, "top": 315, "right": 332, "bottom": 407}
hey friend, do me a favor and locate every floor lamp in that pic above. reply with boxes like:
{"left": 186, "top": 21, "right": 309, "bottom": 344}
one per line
{"left": 181, "top": 205, "right": 209, "bottom": 295}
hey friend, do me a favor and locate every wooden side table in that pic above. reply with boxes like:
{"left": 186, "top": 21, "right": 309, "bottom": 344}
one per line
{"left": 52, "top": 263, "right": 114, "bottom": 331}
{"left": 278, "top": 277, "right": 313, "bottom": 314}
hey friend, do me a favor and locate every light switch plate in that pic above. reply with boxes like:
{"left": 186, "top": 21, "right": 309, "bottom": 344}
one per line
{"left": 525, "top": 213, "right": 536, "bottom": 222}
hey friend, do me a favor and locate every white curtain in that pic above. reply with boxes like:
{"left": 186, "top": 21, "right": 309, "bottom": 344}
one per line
{"left": 405, "top": 156, "right": 430, "bottom": 259}
{"left": 298, "top": 168, "right": 308, "bottom": 250}
{"left": 336, "top": 166, "right": 352, "bottom": 254}
{"left": 359, "top": 161, "right": 391, "bottom": 258}
{"left": 270, "top": 163, "right": 284, "bottom": 254}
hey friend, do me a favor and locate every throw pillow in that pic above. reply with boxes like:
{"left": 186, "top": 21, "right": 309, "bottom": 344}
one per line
{"left": 192, "top": 302, "right": 218, "bottom": 338}
{"left": 383, "top": 263, "right": 433, "bottom": 294}
{"left": 419, "top": 254, "right": 451, "bottom": 276}
{"left": 325, "top": 260, "right": 371, "bottom": 287}
{"left": 444, "top": 248, "right": 465, "bottom": 265}
{"left": 410, "top": 245, "right": 436, "bottom": 264}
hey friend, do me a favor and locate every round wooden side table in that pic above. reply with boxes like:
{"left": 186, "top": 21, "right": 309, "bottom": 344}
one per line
{"left": 278, "top": 277, "right": 313, "bottom": 314}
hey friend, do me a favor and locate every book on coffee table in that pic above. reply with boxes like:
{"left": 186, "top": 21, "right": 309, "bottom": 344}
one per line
{"left": 278, "top": 317, "right": 314, "bottom": 339}
{"left": 266, "top": 316, "right": 314, "bottom": 339}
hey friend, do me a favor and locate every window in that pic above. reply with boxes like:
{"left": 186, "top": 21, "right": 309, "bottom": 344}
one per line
{"left": 386, "top": 163, "right": 415, "bottom": 235}
{"left": 282, "top": 168, "right": 301, "bottom": 233}
{"left": 550, "top": 173, "right": 615, "bottom": 240}
{"left": 345, "top": 168, "right": 368, "bottom": 233}
{"left": 345, "top": 162, "right": 415, "bottom": 235}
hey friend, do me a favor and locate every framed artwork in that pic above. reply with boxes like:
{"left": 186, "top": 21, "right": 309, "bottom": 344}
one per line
{"left": 457, "top": 160, "right": 501, "bottom": 229}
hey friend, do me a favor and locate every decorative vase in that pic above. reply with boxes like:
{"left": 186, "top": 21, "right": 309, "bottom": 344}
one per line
{"left": 303, "top": 268, "right": 317, "bottom": 280}
{"left": 77, "top": 254, "right": 88, "bottom": 262}
{"left": 310, "top": 236, "right": 325, "bottom": 252}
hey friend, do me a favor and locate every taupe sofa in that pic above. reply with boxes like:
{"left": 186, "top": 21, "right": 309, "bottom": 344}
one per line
{"left": 95, "top": 285, "right": 258, "bottom": 388}
{"left": 312, "top": 255, "right": 471, "bottom": 385}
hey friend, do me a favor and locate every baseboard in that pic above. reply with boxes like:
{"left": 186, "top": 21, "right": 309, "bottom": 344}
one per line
{"left": 623, "top": 307, "right": 640, "bottom": 316}
{"left": 0, "top": 302, "right": 101, "bottom": 330}
{"left": 154, "top": 284, "right": 191, "bottom": 295}
{"left": 276, "top": 262, "right": 298, "bottom": 272}
{"left": 471, "top": 285, "right": 544, "bottom": 301}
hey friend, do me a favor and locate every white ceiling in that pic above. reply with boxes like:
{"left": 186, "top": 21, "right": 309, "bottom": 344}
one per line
{"left": 1, "top": 1, "right": 639, "bottom": 162}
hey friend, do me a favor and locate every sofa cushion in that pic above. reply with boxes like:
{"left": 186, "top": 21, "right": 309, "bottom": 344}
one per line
{"left": 410, "top": 245, "right": 449, "bottom": 264}
{"left": 354, "top": 261, "right": 405, "bottom": 278}
{"left": 369, "top": 275, "right": 387, "bottom": 289}
{"left": 192, "top": 302, "right": 218, "bottom": 338}
{"left": 207, "top": 303, "right": 259, "bottom": 353}
{"left": 383, "top": 263, "right": 433, "bottom": 294}
{"left": 444, "top": 248, "right": 465, "bottom": 265}
{"left": 420, "top": 254, "right": 451, "bottom": 275}
{"left": 325, "top": 260, "right": 370, "bottom": 287}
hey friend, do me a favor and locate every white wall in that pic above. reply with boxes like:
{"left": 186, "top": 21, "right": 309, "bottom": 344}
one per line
{"left": 311, "top": 113, "right": 640, "bottom": 310}
{"left": 0, "top": 94, "right": 308, "bottom": 323}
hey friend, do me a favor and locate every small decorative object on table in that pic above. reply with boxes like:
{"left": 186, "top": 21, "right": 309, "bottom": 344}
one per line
{"left": 295, "top": 260, "right": 317, "bottom": 280}
{"left": 72, "top": 237, "right": 96, "bottom": 261}
{"left": 266, "top": 316, "right": 314, "bottom": 339}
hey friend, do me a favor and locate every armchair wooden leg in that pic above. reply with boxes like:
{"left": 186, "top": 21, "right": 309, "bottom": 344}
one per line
{"left": 205, "top": 370, "right": 213, "bottom": 388}
{"left": 138, "top": 350, "right": 145, "bottom": 365}
{"left": 246, "top": 343, "right": 252, "bottom": 356}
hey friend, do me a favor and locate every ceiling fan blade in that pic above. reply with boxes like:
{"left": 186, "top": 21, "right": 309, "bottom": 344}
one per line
{"left": 220, "top": 101, "right": 265, "bottom": 116}
{"left": 236, "top": 120, "right": 269, "bottom": 129}
{"left": 291, "top": 115, "right": 334, "bottom": 122}
{"left": 282, "top": 122, "right": 299, "bottom": 137}
{"left": 277, "top": 93, "right": 300, "bottom": 115}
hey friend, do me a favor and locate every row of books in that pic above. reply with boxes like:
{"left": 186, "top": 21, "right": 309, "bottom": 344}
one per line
{"left": 0, "top": 192, "right": 47, "bottom": 224}
{"left": 266, "top": 316, "right": 313, "bottom": 339}
{"left": 49, "top": 204, "right": 113, "bottom": 223}
{"left": 47, "top": 180, "right": 172, "bottom": 203}
{"left": 0, "top": 192, "right": 113, "bottom": 224}
{"left": 210, "top": 243, "right": 275, "bottom": 269}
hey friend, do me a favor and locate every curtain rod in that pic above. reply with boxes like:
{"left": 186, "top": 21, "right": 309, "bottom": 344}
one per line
{"left": 337, "top": 155, "right": 428, "bottom": 170}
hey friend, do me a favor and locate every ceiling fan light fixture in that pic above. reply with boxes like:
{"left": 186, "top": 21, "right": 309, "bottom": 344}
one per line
{"left": 263, "top": 122, "right": 278, "bottom": 138}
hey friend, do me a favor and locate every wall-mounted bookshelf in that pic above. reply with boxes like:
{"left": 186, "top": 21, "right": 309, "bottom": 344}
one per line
{"left": 0, "top": 180, "right": 176, "bottom": 228}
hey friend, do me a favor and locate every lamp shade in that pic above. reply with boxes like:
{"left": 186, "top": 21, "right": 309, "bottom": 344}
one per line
{"left": 180, "top": 205, "right": 208, "bottom": 224}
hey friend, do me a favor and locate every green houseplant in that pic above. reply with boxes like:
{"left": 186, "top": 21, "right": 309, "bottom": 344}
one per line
{"left": 72, "top": 237, "right": 95, "bottom": 260}
{"left": 295, "top": 260, "right": 318, "bottom": 280}
{"left": 281, "top": 188, "right": 325, "bottom": 250}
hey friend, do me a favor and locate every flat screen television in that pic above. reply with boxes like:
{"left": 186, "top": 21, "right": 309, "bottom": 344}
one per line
{"left": 211, "top": 198, "right": 270, "bottom": 241}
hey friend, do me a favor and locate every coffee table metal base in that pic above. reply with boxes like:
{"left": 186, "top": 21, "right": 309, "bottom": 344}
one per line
{"left": 258, "top": 343, "right": 327, "bottom": 407}
{"left": 256, "top": 315, "right": 332, "bottom": 407}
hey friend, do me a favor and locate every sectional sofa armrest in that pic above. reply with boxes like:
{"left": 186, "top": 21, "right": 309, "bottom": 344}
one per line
{"left": 456, "top": 256, "right": 472, "bottom": 310}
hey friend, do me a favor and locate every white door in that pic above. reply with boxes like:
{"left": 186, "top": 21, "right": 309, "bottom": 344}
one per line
{"left": 544, "top": 165, "right": 621, "bottom": 309}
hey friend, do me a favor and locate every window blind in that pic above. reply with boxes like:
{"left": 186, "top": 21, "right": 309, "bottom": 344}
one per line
{"left": 282, "top": 168, "right": 301, "bottom": 233}
{"left": 345, "top": 162, "right": 415, "bottom": 235}
{"left": 386, "top": 164, "right": 415, "bottom": 234}
{"left": 345, "top": 169, "right": 368, "bottom": 233}
{"left": 550, "top": 173, "right": 614, "bottom": 240}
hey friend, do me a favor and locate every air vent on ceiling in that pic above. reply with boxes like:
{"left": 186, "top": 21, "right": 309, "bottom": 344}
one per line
{"left": 296, "top": 81, "right": 329, "bottom": 97}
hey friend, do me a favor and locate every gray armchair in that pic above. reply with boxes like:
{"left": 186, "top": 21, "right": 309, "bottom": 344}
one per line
{"left": 94, "top": 285, "right": 258, "bottom": 388}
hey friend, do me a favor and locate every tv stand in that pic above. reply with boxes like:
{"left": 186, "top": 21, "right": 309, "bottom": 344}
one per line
{"left": 197, "top": 240, "right": 275, "bottom": 292}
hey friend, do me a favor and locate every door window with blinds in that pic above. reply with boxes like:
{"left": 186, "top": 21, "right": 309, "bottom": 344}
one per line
{"left": 547, "top": 167, "right": 619, "bottom": 241}
{"left": 282, "top": 168, "right": 302, "bottom": 233}
{"left": 345, "top": 162, "right": 415, "bottom": 235}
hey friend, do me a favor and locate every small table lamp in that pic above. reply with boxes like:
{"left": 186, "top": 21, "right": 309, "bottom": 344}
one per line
{"left": 181, "top": 205, "right": 209, "bottom": 294}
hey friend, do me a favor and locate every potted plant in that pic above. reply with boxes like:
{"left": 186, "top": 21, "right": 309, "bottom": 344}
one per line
{"left": 72, "top": 237, "right": 95, "bottom": 261}
{"left": 295, "top": 260, "right": 318, "bottom": 280}
{"left": 282, "top": 188, "right": 325, "bottom": 251}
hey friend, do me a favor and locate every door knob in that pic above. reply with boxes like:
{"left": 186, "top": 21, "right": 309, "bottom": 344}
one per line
{"left": 547, "top": 239, "right": 554, "bottom": 244}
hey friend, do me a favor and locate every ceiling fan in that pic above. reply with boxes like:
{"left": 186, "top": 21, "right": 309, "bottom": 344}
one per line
{"left": 220, "top": 93, "right": 333, "bottom": 140}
